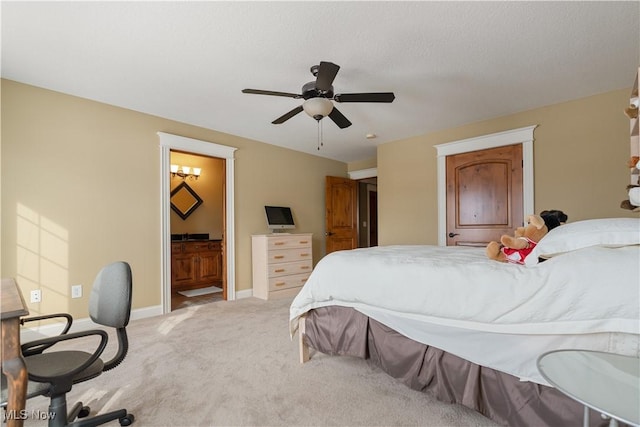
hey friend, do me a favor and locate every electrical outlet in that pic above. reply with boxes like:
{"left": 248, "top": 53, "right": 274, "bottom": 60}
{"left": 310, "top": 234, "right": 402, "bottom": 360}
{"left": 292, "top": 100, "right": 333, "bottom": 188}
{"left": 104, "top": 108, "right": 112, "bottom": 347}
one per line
{"left": 30, "top": 289, "right": 42, "bottom": 303}
{"left": 71, "top": 284, "right": 83, "bottom": 299}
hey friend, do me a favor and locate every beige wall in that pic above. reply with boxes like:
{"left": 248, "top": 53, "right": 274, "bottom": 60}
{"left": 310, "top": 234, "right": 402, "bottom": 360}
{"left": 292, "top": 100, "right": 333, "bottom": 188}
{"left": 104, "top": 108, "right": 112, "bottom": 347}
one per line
{"left": 1, "top": 79, "right": 346, "bottom": 318}
{"left": 169, "top": 152, "right": 224, "bottom": 239}
{"left": 378, "top": 88, "right": 637, "bottom": 245}
{"left": 4, "top": 78, "right": 635, "bottom": 318}
{"left": 347, "top": 156, "right": 377, "bottom": 172}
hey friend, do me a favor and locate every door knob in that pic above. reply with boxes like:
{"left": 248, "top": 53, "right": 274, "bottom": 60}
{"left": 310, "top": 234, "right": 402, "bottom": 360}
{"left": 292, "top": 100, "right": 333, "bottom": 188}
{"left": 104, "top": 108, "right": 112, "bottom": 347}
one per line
{"left": 326, "top": 231, "right": 334, "bottom": 236}
{"left": 448, "top": 232, "right": 459, "bottom": 238}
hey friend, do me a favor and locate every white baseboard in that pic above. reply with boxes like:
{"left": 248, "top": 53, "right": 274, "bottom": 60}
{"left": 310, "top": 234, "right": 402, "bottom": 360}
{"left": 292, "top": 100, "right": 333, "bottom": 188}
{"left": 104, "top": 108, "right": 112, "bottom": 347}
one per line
{"left": 131, "top": 304, "right": 164, "bottom": 320}
{"left": 20, "top": 291, "right": 254, "bottom": 342}
{"left": 20, "top": 305, "right": 163, "bottom": 342}
{"left": 236, "top": 288, "right": 253, "bottom": 299}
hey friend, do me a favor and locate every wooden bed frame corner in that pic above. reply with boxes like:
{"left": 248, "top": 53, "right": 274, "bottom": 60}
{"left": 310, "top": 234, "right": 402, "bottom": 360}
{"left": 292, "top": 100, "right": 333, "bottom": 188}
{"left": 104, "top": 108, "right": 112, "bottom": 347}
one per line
{"left": 298, "top": 314, "right": 309, "bottom": 364}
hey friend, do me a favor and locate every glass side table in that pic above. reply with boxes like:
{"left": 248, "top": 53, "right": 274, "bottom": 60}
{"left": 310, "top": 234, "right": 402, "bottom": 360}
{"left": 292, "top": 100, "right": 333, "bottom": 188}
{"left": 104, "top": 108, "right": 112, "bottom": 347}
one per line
{"left": 537, "top": 350, "right": 640, "bottom": 427}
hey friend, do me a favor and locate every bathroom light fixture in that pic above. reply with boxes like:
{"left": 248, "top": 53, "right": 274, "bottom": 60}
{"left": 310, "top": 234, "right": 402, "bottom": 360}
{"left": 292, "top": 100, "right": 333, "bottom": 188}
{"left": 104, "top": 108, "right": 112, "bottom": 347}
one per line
{"left": 170, "top": 164, "right": 201, "bottom": 180}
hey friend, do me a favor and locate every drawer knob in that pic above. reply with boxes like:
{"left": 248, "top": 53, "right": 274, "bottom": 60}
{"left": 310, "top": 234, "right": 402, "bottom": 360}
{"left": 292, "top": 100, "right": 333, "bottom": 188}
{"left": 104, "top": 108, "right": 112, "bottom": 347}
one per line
{"left": 274, "top": 255, "right": 285, "bottom": 259}
{"left": 300, "top": 266, "right": 310, "bottom": 270}
{"left": 275, "top": 282, "right": 285, "bottom": 287}
{"left": 274, "top": 269, "right": 285, "bottom": 273}
{"left": 274, "top": 242, "right": 285, "bottom": 245}
{"left": 299, "top": 241, "right": 309, "bottom": 244}
{"left": 300, "top": 253, "right": 309, "bottom": 257}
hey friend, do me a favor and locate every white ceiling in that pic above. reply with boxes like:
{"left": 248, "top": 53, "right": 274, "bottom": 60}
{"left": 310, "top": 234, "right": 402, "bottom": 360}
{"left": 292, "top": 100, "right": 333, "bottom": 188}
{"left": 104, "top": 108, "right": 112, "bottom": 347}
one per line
{"left": 2, "top": 1, "right": 639, "bottom": 163}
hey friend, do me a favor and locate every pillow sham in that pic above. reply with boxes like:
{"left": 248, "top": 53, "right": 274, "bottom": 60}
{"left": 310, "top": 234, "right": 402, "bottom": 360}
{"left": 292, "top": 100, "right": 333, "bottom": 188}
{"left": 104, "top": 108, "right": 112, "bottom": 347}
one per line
{"left": 525, "top": 218, "right": 640, "bottom": 266}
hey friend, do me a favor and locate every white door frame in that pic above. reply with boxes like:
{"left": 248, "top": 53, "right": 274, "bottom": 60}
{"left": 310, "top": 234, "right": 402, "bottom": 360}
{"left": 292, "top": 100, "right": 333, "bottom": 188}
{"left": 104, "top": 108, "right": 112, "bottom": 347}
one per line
{"left": 365, "top": 183, "right": 377, "bottom": 247}
{"left": 158, "top": 132, "right": 237, "bottom": 313}
{"left": 348, "top": 168, "right": 378, "bottom": 248}
{"left": 434, "top": 125, "right": 537, "bottom": 246}
{"left": 348, "top": 167, "right": 377, "bottom": 180}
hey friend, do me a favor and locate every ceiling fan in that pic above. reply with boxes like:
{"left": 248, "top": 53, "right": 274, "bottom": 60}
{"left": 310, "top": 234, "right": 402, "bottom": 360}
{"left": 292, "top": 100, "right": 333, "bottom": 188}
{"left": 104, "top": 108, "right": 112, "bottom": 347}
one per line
{"left": 242, "top": 61, "right": 395, "bottom": 129}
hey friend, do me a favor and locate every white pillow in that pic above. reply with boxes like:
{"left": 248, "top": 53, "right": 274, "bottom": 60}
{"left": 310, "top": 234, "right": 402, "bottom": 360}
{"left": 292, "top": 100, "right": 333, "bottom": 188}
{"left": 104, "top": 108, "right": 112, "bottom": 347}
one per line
{"left": 524, "top": 218, "right": 640, "bottom": 266}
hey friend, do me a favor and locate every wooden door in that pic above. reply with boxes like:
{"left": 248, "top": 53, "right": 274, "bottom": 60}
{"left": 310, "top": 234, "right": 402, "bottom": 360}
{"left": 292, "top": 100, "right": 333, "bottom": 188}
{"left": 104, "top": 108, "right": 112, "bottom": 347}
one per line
{"left": 446, "top": 144, "right": 523, "bottom": 246}
{"left": 325, "top": 176, "right": 358, "bottom": 254}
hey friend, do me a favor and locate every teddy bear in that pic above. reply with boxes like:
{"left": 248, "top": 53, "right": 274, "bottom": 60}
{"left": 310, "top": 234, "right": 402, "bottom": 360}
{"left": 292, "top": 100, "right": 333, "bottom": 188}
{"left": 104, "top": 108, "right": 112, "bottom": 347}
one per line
{"left": 539, "top": 209, "right": 567, "bottom": 226}
{"left": 486, "top": 214, "right": 556, "bottom": 264}
{"left": 624, "top": 103, "right": 639, "bottom": 119}
{"left": 621, "top": 185, "right": 640, "bottom": 210}
{"left": 621, "top": 157, "right": 640, "bottom": 210}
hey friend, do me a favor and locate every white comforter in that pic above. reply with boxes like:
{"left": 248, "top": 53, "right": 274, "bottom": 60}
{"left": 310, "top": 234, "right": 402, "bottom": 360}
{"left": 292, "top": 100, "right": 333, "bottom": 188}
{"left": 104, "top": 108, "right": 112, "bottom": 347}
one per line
{"left": 289, "top": 245, "right": 640, "bottom": 336}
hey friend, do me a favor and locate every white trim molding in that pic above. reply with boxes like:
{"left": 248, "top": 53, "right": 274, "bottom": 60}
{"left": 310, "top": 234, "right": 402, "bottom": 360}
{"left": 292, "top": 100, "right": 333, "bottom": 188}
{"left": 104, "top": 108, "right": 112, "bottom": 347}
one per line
{"left": 434, "top": 125, "right": 537, "bottom": 246}
{"left": 20, "top": 305, "right": 164, "bottom": 342}
{"left": 348, "top": 167, "right": 377, "bottom": 180}
{"left": 235, "top": 288, "right": 253, "bottom": 299}
{"left": 158, "top": 132, "right": 238, "bottom": 313}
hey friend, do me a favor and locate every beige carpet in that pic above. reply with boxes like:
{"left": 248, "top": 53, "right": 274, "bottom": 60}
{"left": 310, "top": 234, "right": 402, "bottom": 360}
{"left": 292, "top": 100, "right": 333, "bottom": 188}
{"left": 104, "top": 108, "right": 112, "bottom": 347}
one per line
{"left": 21, "top": 297, "right": 499, "bottom": 426}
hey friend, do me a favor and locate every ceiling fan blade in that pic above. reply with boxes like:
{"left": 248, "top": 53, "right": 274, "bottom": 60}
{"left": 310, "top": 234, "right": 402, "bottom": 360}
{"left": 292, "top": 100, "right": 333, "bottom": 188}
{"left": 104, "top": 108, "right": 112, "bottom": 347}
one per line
{"left": 242, "top": 89, "right": 301, "bottom": 98}
{"left": 315, "top": 62, "right": 340, "bottom": 92}
{"left": 272, "top": 105, "right": 304, "bottom": 124}
{"left": 328, "top": 107, "right": 352, "bottom": 129}
{"left": 334, "top": 92, "right": 395, "bottom": 103}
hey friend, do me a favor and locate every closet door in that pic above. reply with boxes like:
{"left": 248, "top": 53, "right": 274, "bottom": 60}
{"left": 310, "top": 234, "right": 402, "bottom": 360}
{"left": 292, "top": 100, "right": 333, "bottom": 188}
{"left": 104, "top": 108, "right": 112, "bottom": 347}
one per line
{"left": 446, "top": 144, "right": 523, "bottom": 246}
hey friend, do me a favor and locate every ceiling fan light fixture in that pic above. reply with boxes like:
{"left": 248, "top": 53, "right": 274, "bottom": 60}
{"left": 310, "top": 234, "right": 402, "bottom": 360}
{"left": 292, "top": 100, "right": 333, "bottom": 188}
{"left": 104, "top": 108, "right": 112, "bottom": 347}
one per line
{"left": 303, "top": 97, "right": 333, "bottom": 120}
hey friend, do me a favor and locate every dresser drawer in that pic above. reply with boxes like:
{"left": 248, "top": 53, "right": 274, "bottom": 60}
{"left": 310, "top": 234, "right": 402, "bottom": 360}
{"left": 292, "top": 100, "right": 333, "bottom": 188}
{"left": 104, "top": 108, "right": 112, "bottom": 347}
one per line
{"left": 252, "top": 233, "right": 313, "bottom": 300}
{"left": 267, "top": 235, "right": 312, "bottom": 250}
{"left": 267, "top": 248, "right": 312, "bottom": 264}
{"left": 268, "top": 260, "right": 312, "bottom": 277}
{"left": 268, "top": 272, "right": 311, "bottom": 292}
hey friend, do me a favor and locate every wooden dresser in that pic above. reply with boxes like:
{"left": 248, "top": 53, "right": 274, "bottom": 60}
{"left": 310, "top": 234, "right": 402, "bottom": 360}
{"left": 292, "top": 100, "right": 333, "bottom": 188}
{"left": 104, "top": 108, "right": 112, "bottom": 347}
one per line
{"left": 171, "top": 240, "right": 222, "bottom": 291}
{"left": 251, "top": 233, "right": 313, "bottom": 300}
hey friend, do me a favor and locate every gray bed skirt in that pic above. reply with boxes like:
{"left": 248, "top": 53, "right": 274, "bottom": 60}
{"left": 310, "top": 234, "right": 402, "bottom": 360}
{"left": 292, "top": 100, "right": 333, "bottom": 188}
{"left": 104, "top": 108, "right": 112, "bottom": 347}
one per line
{"left": 303, "top": 306, "right": 609, "bottom": 427}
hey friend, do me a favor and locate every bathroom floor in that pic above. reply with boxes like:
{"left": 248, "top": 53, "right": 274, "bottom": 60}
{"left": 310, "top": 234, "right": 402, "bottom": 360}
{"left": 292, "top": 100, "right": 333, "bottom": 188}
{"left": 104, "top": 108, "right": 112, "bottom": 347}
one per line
{"left": 171, "top": 288, "right": 224, "bottom": 311}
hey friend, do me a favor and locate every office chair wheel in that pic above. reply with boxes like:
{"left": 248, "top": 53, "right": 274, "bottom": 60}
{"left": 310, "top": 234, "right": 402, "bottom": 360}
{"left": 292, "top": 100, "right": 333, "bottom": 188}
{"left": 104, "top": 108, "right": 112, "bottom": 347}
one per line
{"left": 119, "top": 414, "right": 135, "bottom": 426}
{"left": 78, "top": 406, "right": 91, "bottom": 418}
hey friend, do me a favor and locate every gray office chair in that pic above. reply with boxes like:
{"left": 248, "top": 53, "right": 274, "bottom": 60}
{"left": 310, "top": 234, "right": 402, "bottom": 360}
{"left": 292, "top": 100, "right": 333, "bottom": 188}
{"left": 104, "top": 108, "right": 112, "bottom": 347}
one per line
{"left": 1, "top": 317, "right": 69, "bottom": 411}
{"left": 3, "top": 261, "right": 135, "bottom": 427}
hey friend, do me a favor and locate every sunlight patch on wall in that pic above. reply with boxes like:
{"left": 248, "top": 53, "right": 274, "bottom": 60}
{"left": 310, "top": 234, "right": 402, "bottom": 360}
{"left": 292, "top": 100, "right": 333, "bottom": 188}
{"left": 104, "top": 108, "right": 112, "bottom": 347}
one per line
{"left": 16, "top": 203, "right": 70, "bottom": 314}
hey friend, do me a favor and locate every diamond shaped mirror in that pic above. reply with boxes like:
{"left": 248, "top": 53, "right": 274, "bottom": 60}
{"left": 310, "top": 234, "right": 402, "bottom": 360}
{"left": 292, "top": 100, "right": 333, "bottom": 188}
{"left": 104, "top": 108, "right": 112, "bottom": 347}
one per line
{"left": 170, "top": 182, "right": 203, "bottom": 220}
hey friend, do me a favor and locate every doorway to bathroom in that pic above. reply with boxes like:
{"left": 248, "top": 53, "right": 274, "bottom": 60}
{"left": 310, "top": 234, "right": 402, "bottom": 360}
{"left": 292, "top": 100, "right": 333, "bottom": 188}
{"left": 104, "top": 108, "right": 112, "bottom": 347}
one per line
{"left": 159, "top": 131, "right": 238, "bottom": 315}
{"left": 169, "top": 151, "right": 226, "bottom": 310}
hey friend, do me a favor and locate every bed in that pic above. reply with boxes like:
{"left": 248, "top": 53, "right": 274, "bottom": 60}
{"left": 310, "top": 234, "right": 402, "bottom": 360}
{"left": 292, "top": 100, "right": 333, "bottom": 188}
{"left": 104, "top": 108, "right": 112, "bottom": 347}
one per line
{"left": 289, "top": 218, "right": 640, "bottom": 426}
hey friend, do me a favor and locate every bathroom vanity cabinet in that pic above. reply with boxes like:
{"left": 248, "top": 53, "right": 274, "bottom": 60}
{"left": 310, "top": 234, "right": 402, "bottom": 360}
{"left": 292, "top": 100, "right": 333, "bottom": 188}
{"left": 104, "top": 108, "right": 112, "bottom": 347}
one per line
{"left": 171, "top": 240, "right": 222, "bottom": 291}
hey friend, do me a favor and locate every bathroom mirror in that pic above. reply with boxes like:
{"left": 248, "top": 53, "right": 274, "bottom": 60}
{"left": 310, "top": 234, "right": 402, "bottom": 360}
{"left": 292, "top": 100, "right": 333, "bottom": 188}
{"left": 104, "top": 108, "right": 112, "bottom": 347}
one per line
{"left": 170, "top": 182, "right": 203, "bottom": 220}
